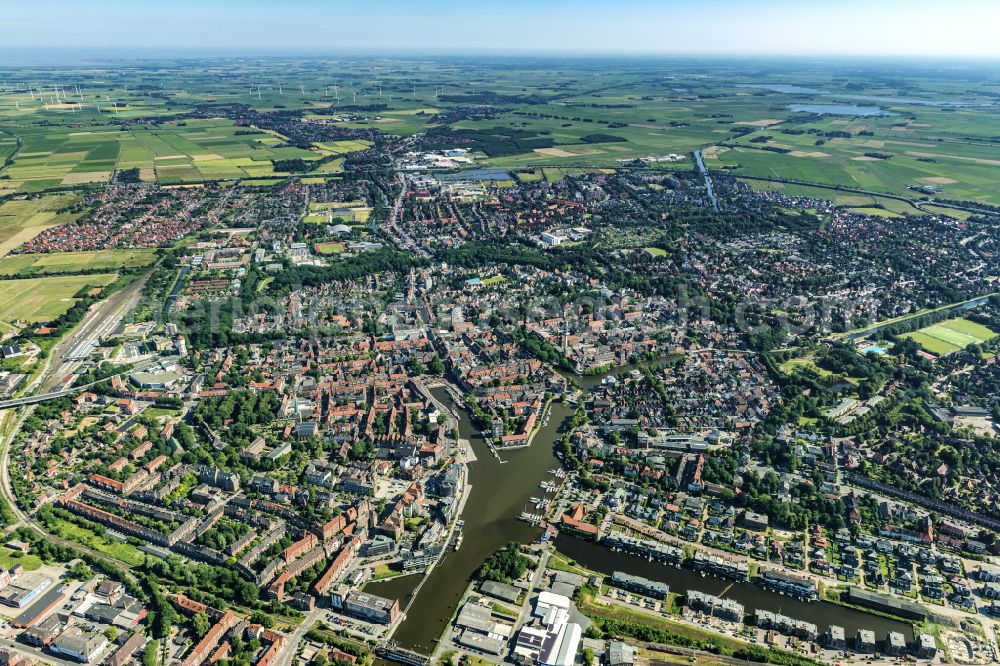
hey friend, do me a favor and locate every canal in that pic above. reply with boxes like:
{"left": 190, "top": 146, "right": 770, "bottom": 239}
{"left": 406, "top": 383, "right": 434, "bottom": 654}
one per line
{"left": 693, "top": 149, "right": 719, "bottom": 212}
{"left": 554, "top": 535, "right": 913, "bottom": 640}
{"left": 366, "top": 388, "right": 571, "bottom": 653}
{"left": 371, "top": 365, "right": 912, "bottom": 653}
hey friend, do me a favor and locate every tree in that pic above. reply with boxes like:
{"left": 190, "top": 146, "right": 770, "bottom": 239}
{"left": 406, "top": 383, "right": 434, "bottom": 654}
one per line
{"left": 192, "top": 612, "right": 211, "bottom": 639}
{"left": 476, "top": 542, "right": 531, "bottom": 583}
{"left": 69, "top": 561, "right": 94, "bottom": 580}
{"left": 143, "top": 641, "right": 160, "bottom": 666}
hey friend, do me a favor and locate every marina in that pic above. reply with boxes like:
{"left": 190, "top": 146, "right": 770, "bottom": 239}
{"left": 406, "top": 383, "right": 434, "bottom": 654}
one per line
{"left": 370, "top": 375, "right": 915, "bottom": 654}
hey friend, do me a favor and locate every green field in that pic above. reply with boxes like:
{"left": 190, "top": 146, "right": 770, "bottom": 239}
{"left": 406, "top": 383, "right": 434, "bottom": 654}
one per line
{"left": 0, "top": 273, "right": 117, "bottom": 324}
{"left": 47, "top": 516, "right": 146, "bottom": 567}
{"left": 2, "top": 59, "right": 999, "bottom": 205}
{"left": 0, "top": 249, "right": 158, "bottom": 276}
{"left": 0, "top": 547, "right": 43, "bottom": 571}
{"left": 0, "top": 194, "right": 80, "bottom": 256}
{"left": 901, "top": 317, "right": 998, "bottom": 355}
{"left": 0, "top": 118, "right": 328, "bottom": 190}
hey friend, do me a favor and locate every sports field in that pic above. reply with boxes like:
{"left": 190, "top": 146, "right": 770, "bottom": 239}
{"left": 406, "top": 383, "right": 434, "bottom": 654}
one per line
{"left": 0, "top": 273, "right": 117, "bottom": 324}
{"left": 0, "top": 249, "right": 158, "bottom": 276}
{"left": 901, "top": 317, "right": 998, "bottom": 355}
{"left": 314, "top": 241, "right": 345, "bottom": 255}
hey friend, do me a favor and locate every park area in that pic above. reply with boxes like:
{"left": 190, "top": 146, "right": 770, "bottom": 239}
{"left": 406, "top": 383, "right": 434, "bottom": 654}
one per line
{"left": 901, "top": 317, "right": 998, "bottom": 356}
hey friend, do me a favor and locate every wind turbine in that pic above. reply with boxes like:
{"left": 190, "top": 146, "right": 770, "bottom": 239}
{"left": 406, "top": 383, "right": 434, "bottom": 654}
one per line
{"left": 300, "top": 83, "right": 305, "bottom": 95}
{"left": 278, "top": 81, "right": 283, "bottom": 95}
{"left": 334, "top": 84, "right": 339, "bottom": 101}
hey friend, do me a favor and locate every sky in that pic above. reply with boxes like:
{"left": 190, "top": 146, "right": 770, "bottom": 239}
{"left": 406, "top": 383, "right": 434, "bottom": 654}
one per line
{"left": 3, "top": 0, "right": 999, "bottom": 59}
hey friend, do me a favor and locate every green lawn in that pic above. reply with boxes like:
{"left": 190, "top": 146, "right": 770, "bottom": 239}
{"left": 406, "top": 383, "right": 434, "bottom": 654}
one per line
{"left": 0, "top": 547, "right": 43, "bottom": 571}
{"left": 48, "top": 517, "right": 147, "bottom": 567}
{"left": 779, "top": 355, "right": 833, "bottom": 377}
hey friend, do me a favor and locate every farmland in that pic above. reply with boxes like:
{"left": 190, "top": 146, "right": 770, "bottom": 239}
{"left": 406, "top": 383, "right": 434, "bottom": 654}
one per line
{"left": 0, "top": 248, "right": 158, "bottom": 276}
{"left": 0, "top": 118, "right": 327, "bottom": 190}
{"left": 901, "top": 317, "right": 999, "bottom": 355}
{"left": 0, "top": 273, "right": 117, "bottom": 325}
{"left": 1, "top": 59, "right": 999, "bottom": 204}
{"left": 0, "top": 194, "right": 80, "bottom": 256}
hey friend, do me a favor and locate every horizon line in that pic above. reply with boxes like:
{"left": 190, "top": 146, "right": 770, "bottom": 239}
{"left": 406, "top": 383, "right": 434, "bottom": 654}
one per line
{"left": 1, "top": 48, "right": 999, "bottom": 65}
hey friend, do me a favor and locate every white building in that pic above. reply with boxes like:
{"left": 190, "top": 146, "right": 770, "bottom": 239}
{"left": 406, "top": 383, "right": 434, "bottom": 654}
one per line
{"left": 540, "top": 232, "right": 564, "bottom": 247}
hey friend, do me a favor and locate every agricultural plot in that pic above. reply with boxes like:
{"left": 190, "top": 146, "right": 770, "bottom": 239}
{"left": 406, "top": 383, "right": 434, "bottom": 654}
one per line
{"left": 0, "top": 126, "right": 127, "bottom": 190}
{"left": 0, "top": 118, "right": 323, "bottom": 189}
{"left": 315, "top": 139, "right": 374, "bottom": 154}
{"left": 128, "top": 120, "right": 322, "bottom": 183}
{"left": 2, "top": 59, "right": 999, "bottom": 204}
{"left": 0, "top": 194, "right": 80, "bottom": 256}
{"left": 0, "top": 273, "right": 117, "bottom": 325}
{"left": 703, "top": 99, "right": 1000, "bottom": 205}
{"left": 0, "top": 249, "right": 158, "bottom": 276}
{"left": 901, "top": 317, "right": 998, "bottom": 356}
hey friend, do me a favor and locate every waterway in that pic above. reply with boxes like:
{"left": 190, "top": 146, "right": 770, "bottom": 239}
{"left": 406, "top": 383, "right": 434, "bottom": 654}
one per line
{"left": 162, "top": 265, "right": 191, "bottom": 315}
{"left": 366, "top": 388, "right": 570, "bottom": 653}
{"left": 844, "top": 294, "right": 995, "bottom": 340}
{"left": 372, "top": 363, "right": 913, "bottom": 653}
{"left": 788, "top": 103, "right": 895, "bottom": 117}
{"left": 738, "top": 83, "right": 986, "bottom": 108}
{"left": 555, "top": 535, "right": 913, "bottom": 640}
{"left": 692, "top": 149, "right": 719, "bottom": 212}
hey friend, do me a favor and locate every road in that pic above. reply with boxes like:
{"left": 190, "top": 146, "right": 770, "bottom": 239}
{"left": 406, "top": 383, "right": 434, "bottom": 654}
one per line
{"left": 272, "top": 606, "right": 323, "bottom": 666}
